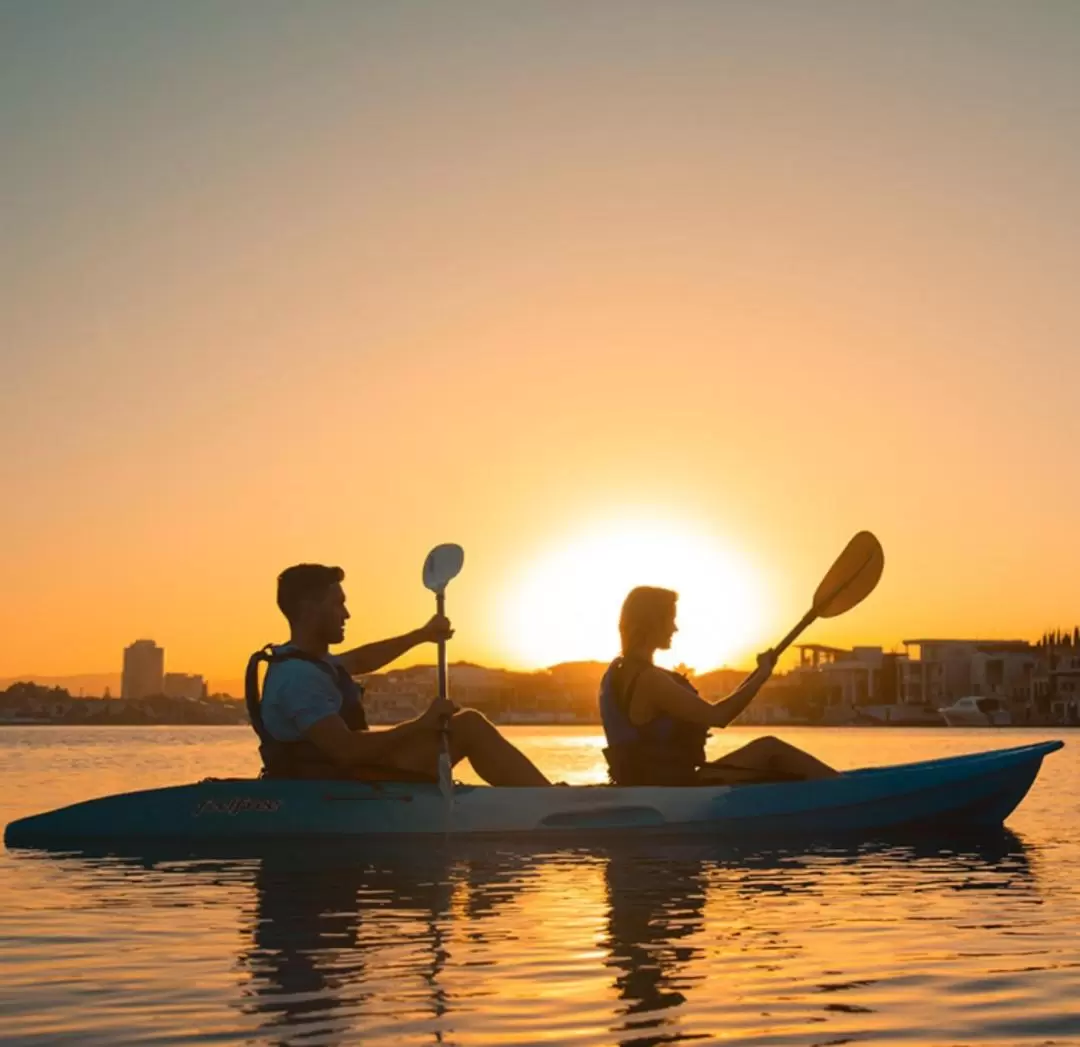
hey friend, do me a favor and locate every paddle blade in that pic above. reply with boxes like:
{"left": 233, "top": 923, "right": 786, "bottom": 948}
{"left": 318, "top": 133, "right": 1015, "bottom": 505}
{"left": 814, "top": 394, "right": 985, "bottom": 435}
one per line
{"left": 811, "top": 531, "right": 884, "bottom": 618}
{"left": 423, "top": 544, "right": 464, "bottom": 594}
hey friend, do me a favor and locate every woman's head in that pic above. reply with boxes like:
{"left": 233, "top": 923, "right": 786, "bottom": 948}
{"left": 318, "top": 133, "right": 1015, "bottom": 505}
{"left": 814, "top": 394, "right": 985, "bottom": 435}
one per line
{"left": 619, "top": 586, "right": 678, "bottom": 654}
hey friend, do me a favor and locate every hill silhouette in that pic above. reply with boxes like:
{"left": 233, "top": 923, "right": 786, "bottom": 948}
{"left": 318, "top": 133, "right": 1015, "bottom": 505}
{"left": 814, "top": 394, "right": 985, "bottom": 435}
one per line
{"left": 1, "top": 659, "right": 752, "bottom": 702}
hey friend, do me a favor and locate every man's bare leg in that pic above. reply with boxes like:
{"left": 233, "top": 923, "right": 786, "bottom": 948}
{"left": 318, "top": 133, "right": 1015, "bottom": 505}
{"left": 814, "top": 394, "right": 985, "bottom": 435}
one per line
{"left": 451, "top": 710, "right": 551, "bottom": 785}
{"left": 384, "top": 709, "right": 551, "bottom": 786}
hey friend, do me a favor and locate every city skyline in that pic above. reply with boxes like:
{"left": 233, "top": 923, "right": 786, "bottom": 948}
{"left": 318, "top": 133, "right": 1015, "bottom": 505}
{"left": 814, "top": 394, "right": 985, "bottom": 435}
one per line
{"left": 4, "top": 624, "right": 1080, "bottom": 699}
{"left": 5, "top": 629, "right": 1078, "bottom": 732}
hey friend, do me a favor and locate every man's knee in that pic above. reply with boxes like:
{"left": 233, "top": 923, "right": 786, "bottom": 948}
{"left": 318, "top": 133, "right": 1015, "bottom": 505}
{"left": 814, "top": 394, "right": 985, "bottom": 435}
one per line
{"left": 452, "top": 708, "right": 493, "bottom": 740}
{"left": 747, "top": 735, "right": 788, "bottom": 759}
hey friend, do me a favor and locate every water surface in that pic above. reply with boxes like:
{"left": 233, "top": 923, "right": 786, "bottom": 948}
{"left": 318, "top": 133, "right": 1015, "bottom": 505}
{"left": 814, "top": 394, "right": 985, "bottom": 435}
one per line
{"left": 2, "top": 726, "right": 1078, "bottom": 1045}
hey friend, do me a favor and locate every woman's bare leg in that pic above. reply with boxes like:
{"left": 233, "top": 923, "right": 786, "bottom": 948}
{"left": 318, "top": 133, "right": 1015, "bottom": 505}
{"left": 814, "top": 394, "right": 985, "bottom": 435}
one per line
{"left": 703, "top": 735, "right": 837, "bottom": 782}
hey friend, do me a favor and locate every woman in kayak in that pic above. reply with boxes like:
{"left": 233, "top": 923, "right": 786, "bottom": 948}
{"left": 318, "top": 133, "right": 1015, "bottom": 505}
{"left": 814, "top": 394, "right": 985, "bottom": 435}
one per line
{"left": 599, "top": 586, "right": 837, "bottom": 786}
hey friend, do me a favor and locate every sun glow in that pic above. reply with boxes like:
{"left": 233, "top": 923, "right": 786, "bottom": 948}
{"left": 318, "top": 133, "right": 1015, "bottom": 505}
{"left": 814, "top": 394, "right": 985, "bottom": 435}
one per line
{"left": 499, "top": 516, "right": 768, "bottom": 671}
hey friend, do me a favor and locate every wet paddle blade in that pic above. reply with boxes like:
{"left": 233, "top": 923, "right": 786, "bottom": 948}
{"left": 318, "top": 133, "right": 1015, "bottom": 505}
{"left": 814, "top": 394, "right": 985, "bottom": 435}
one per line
{"left": 811, "top": 530, "right": 884, "bottom": 618}
{"left": 423, "top": 544, "right": 464, "bottom": 595}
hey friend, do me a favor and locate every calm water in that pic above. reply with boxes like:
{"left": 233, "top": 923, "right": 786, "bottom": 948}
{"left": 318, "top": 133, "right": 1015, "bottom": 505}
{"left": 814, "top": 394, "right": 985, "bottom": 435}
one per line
{"left": 1, "top": 726, "right": 1078, "bottom": 1046}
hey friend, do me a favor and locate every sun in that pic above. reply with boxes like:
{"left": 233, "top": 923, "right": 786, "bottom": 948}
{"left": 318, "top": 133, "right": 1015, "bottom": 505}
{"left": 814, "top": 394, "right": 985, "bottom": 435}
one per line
{"left": 498, "top": 515, "right": 769, "bottom": 671}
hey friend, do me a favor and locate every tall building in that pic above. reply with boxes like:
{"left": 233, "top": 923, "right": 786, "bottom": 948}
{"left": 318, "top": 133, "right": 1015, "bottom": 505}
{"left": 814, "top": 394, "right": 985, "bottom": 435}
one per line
{"left": 121, "top": 640, "right": 165, "bottom": 700}
{"left": 163, "top": 673, "right": 206, "bottom": 701}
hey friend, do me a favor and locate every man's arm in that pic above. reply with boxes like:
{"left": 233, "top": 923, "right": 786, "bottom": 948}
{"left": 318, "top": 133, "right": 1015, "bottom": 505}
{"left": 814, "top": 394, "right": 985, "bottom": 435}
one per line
{"left": 305, "top": 697, "right": 456, "bottom": 767}
{"left": 335, "top": 615, "right": 453, "bottom": 676}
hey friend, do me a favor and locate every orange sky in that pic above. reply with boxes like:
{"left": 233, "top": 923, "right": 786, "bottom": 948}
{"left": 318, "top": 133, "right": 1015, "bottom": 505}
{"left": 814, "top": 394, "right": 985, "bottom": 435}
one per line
{"left": 3, "top": 4, "right": 1079, "bottom": 691}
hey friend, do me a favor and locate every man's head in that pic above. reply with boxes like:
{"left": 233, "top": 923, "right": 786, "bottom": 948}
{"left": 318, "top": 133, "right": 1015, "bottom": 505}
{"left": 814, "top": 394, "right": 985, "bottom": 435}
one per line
{"left": 277, "top": 563, "right": 349, "bottom": 644}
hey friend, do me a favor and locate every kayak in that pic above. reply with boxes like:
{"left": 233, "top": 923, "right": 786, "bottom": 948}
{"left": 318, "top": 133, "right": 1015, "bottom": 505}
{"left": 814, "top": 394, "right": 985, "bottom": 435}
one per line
{"left": 3, "top": 741, "right": 1062, "bottom": 846}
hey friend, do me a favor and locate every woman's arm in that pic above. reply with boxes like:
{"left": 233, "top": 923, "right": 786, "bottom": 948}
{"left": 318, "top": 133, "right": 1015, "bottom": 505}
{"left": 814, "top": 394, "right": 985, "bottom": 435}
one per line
{"left": 705, "top": 658, "right": 775, "bottom": 727}
{"left": 636, "top": 652, "right": 777, "bottom": 728}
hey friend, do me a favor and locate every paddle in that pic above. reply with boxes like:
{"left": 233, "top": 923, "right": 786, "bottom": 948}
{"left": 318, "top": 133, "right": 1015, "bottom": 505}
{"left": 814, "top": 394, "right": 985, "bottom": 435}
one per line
{"left": 772, "top": 530, "right": 885, "bottom": 660}
{"left": 700, "top": 531, "right": 884, "bottom": 772}
{"left": 422, "top": 543, "right": 465, "bottom": 803}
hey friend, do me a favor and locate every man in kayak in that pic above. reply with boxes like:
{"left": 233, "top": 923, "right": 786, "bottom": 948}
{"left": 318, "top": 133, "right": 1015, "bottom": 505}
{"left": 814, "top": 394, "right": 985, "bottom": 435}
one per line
{"left": 246, "top": 563, "right": 550, "bottom": 785}
{"left": 599, "top": 586, "right": 837, "bottom": 786}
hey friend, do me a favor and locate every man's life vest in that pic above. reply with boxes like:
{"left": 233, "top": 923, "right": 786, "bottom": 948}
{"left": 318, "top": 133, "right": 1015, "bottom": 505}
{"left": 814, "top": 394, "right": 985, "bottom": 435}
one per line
{"left": 244, "top": 645, "right": 382, "bottom": 780}
{"left": 598, "top": 656, "right": 709, "bottom": 786}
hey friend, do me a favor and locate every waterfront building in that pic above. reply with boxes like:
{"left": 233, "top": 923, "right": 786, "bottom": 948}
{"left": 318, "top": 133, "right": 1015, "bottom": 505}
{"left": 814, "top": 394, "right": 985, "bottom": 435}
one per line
{"left": 790, "top": 645, "right": 940, "bottom": 724}
{"left": 902, "top": 639, "right": 1037, "bottom": 710}
{"left": 734, "top": 645, "right": 943, "bottom": 725}
{"left": 361, "top": 690, "right": 427, "bottom": 724}
{"left": 1031, "top": 633, "right": 1080, "bottom": 724}
{"left": 121, "top": 640, "right": 164, "bottom": 700}
{"left": 163, "top": 673, "right": 207, "bottom": 701}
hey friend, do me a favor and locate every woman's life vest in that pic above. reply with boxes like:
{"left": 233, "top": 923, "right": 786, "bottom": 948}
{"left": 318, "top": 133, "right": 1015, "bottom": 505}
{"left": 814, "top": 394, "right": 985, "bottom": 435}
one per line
{"left": 598, "top": 656, "right": 709, "bottom": 786}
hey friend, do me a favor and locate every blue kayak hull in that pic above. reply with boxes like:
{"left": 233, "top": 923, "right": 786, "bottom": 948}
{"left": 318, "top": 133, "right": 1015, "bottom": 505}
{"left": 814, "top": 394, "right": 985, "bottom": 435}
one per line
{"left": 3, "top": 741, "right": 1062, "bottom": 847}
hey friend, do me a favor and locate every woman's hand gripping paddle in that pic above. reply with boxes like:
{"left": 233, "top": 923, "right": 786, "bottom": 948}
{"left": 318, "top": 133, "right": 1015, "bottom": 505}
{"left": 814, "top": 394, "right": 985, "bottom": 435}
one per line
{"left": 772, "top": 531, "right": 885, "bottom": 660}
{"left": 681, "top": 532, "right": 883, "bottom": 783}
{"left": 422, "top": 544, "right": 464, "bottom": 806}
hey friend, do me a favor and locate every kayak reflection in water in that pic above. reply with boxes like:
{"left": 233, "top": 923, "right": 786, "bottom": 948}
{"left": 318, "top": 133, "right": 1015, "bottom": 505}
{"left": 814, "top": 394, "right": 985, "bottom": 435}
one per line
{"left": 599, "top": 587, "right": 837, "bottom": 786}
{"left": 245, "top": 563, "right": 550, "bottom": 786}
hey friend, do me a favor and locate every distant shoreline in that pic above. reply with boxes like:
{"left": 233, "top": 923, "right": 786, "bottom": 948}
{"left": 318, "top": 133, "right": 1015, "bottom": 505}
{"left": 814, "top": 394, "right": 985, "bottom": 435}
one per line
{"left": 3, "top": 720, "right": 1075, "bottom": 730}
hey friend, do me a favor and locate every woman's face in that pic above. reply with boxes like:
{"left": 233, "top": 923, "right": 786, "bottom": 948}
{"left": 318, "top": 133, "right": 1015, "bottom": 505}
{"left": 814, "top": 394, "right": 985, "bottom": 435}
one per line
{"left": 655, "top": 605, "right": 678, "bottom": 650}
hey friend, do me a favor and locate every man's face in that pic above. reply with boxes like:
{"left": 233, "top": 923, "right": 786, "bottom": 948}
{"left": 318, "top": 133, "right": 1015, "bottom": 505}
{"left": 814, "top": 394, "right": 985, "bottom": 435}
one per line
{"left": 309, "top": 582, "right": 350, "bottom": 645}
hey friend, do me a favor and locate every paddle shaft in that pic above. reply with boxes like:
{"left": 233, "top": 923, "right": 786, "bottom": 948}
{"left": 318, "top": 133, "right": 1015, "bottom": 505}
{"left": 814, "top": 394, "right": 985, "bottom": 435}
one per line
{"left": 772, "top": 605, "right": 820, "bottom": 660}
{"left": 436, "top": 591, "right": 451, "bottom": 750}
{"left": 436, "top": 592, "right": 448, "bottom": 700}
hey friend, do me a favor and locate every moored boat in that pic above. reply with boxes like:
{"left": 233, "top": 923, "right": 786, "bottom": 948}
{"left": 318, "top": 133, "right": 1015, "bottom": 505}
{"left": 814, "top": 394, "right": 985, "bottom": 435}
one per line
{"left": 3, "top": 741, "right": 1061, "bottom": 847}
{"left": 939, "top": 695, "right": 1011, "bottom": 727}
